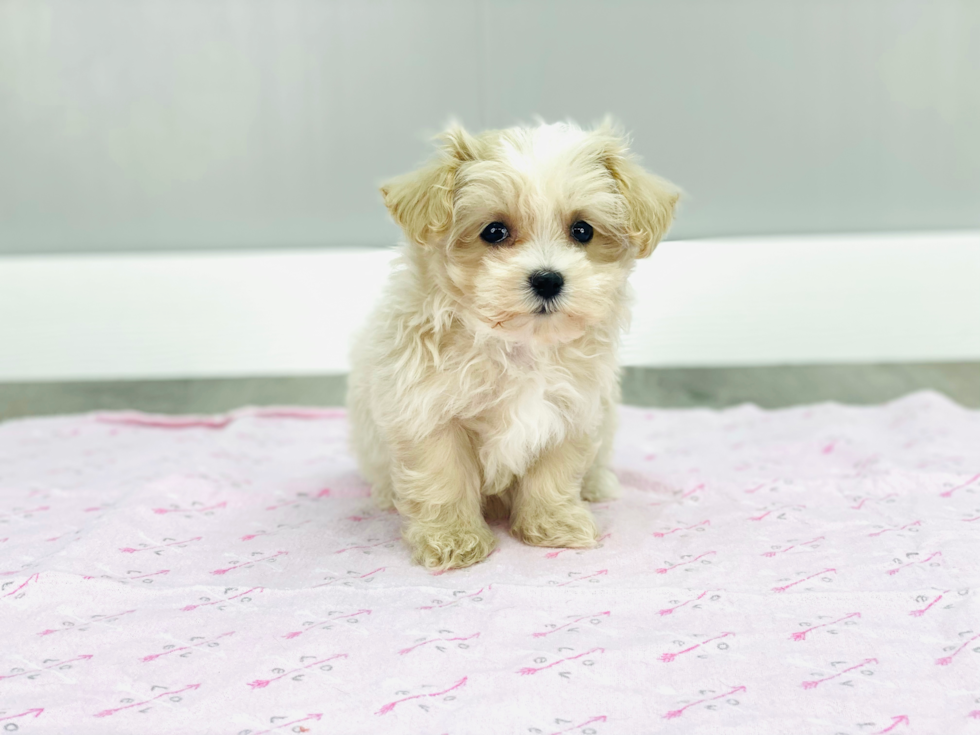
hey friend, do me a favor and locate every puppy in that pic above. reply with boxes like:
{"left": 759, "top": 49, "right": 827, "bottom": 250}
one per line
{"left": 348, "top": 121, "right": 678, "bottom": 569}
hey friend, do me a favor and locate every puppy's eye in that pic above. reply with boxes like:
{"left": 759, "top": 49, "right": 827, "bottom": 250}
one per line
{"left": 570, "top": 221, "right": 593, "bottom": 243}
{"left": 480, "top": 222, "right": 509, "bottom": 244}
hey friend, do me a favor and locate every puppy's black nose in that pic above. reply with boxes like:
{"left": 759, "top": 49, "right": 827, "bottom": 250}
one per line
{"left": 529, "top": 270, "right": 564, "bottom": 300}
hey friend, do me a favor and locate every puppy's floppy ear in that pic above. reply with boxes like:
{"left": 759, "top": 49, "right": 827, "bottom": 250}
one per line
{"left": 596, "top": 122, "right": 680, "bottom": 259}
{"left": 380, "top": 124, "right": 477, "bottom": 246}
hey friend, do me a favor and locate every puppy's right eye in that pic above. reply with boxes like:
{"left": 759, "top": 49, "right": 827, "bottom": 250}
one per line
{"left": 480, "top": 222, "right": 509, "bottom": 244}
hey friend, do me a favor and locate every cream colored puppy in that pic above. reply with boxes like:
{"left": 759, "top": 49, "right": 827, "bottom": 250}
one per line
{"left": 348, "top": 121, "right": 678, "bottom": 570}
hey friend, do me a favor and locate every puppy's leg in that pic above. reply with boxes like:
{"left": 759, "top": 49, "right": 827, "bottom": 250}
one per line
{"left": 511, "top": 432, "right": 599, "bottom": 548}
{"left": 582, "top": 396, "right": 621, "bottom": 502}
{"left": 347, "top": 376, "right": 395, "bottom": 510}
{"left": 356, "top": 416, "right": 395, "bottom": 511}
{"left": 392, "top": 423, "right": 496, "bottom": 570}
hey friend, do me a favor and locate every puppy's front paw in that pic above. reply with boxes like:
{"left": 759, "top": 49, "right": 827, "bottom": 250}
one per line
{"left": 406, "top": 522, "right": 497, "bottom": 570}
{"left": 511, "top": 502, "right": 598, "bottom": 549}
{"left": 581, "top": 466, "right": 621, "bottom": 502}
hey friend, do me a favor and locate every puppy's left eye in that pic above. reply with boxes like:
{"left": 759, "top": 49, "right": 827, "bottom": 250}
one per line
{"left": 570, "top": 221, "right": 593, "bottom": 243}
{"left": 480, "top": 222, "right": 509, "bottom": 244}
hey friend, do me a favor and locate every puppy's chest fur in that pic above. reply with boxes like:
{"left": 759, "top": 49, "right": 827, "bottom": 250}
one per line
{"left": 463, "top": 343, "right": 607, "bottom": 491}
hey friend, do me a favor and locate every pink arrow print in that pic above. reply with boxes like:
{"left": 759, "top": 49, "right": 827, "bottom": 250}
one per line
{"left": 653, "top": 520, "right": 710, "bottom": 538}
{"left": 334, "top": 538, "right": 399, "bottom": 554}
{"left": 263, "top": 490, "right": 332, "bottom": 511}
{"left": 910, "top": 590, "right": 949, "bottom": 617}
{"left": 312, "top": 567, "right": 385, "bottom": 588}
{"left": 801, "top": 658, "right": 877, "bottom": 689}
{"left": 680, "top": 483, "right": 704, "bottom": 499}
{"left": 749, "top": 504, "right": 806, "bottom": 521}
{"left": 242, "top": 520, "right": 311, "bottom": 541}
{"left": 38, "top": 608, "right": 136, "bottom": 636}
{"left": 660, "top": 632, "right": 734, "bottom": 662}
{"left": 0, "top": 505, "right": 49, "bottom": 519}
{"left": 664, "top": 685, "right": 746, "bottom": 719}
{"left": 555, "top": 569, "right": 608, "bottom": 587}
{"left": 761, "top": 536, "right": 824, "bottom": 557}
{"left": 132, "top": 569, "right": 169, "bottom": 580}
{"left": 93, "top": 683, "right": 201, "bottom": 717}
{"left": 264, "top": 499, "right": 301, "bottom": 511}
{"left": 181, "top": 587, "right": 263, "bottom": 612}
{"left": 46, "top": 530, "right": 80, "bottom": 543}
{"left": 874, "top": 715, "right": 909, "bottom": 733}
{"left": 0, "top": 709, "right": 43, "bottom": 723}
{"left": 887, "top": 551, "right": 942, "bottom": 576}
{"left": 83, "top": 570, "right": 169, "bottom": 582}
{"left": 419, "top": 586, "right": 491, "bottom": 610}
{"left": 0, "top": 654, "right": 93, "bottom": 680}
{"left": 850, "top": 494, "right": 898, "bottom": 510}
{"left": 1, "top": 572, "right": 39, "bottom": 598}
{"left": 152, "top": 501, "right": 226, "bottom": 515}
{"left": 868, "top": 520, "right": 921, "bottom": 537}
{"left": 141, "top": 631, "right": 234, "bottom": 662}
{"left": 935, "top": 632, "right": 980, "bottom": 666}
{"left": 247, "top": 654, "right": 347, "bottom": 689}
{"left": 252, "top": 714, "right": 323, "bottom": 735}
{"left": 791, "top": 613, "right": 861, "bottom": 641}
{"left": 658, "top": 591, "right": 709, "bottom": 616}
{"left": 656, "top": 551, "right": 715, "bottom": 575}
{"left": 346, "top": 512, "right": 388, "bottom": 522}
{"left": 772, "top": 568, "right": 836, "bottom": 593}
{"left": 120, "top": 537, "right": 202, "bottom": 553}
{"left": 282, "top": 609, "right": 371, "bottom": 639}
{"left": 549, "top": 716, "right": 607, "bottom": 735}
{"left": 518, "top": 647, "right": 605, "bottom": 675}
{"left": 399, "top": 632, "right": 480, "bottom": 655}
{"left": 211, "top": 551, "right": 287, "bottom": 575}
{"left": 376, "top": 676, "right": 468, "bottom": 715}
{"left": 940, "top": 472, "right": 980, "bottom": 498}
{"left": 533, "top": 611, "right": 610, "bottom": 638}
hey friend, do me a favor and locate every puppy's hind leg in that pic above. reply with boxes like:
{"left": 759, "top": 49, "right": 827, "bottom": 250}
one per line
{"left": 581, "top": 397, "right": 621, "bottom": 502}
{"left": 347, "top": 381, "right": 396, "bottom": 510}
{"left": 392, "top": 423, "right": 496, "bottom": 570}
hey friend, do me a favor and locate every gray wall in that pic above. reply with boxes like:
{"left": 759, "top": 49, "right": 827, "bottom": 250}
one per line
{"left": 1, "top": 0, "right": 978, "bottom": 254}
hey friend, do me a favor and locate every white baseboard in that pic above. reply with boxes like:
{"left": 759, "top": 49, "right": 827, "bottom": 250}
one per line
{"left": 1, "top": 232, "right": 978, "bottom": 382}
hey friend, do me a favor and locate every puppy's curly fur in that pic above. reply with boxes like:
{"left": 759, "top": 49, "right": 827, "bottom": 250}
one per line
{"left": 348, "top": 121, "right": 678, "bottom": 569}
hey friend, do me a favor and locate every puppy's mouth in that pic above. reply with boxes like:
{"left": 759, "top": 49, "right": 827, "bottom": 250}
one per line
{"left": 536, "top": 303, "right": 569, "bottom": 317}
{"left": 488, "top": 304, "right": 559, "bottom": 328}
{"left": 534, "top": 298, "right": 565, "bottom": 316}
{"left": 487, "top": 308, "right": 553, "bottom": 330}
{"left": 485, "top": 300, "right": 570, "bottom": 331}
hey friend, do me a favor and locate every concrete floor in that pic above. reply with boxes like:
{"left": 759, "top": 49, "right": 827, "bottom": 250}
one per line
{"left": 0, "top": 362, "right": 976, "bottom": 421}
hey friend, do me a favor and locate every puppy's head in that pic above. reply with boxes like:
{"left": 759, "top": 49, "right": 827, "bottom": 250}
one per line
{"left": 381, "top": 121, "right": 679, "bottom": 344}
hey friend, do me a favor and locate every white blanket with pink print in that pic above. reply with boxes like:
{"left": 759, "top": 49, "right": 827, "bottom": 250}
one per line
{"left": 1, "top": 392, "right": 979, "bottom": 734}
